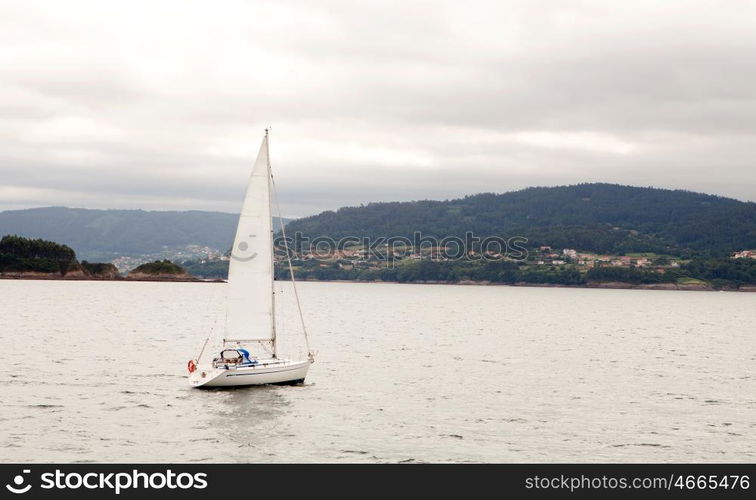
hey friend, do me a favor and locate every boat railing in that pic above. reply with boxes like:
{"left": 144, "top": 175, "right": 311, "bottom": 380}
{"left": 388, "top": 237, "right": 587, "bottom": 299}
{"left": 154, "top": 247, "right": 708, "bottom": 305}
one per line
{"left": 212, "top": 358, "right": 289, "bottom": 369}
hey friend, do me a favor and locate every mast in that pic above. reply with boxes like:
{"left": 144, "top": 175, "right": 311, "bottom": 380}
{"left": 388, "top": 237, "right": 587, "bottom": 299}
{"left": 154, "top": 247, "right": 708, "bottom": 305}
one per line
{"left": 267, "top": 129, "right": 277, "bottom": 358}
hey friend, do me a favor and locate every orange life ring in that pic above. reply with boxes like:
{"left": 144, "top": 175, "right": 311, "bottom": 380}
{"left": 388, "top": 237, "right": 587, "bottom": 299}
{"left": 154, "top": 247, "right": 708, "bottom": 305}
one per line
{"left": 187, "top": 360, "right": 197, "bottom": 373}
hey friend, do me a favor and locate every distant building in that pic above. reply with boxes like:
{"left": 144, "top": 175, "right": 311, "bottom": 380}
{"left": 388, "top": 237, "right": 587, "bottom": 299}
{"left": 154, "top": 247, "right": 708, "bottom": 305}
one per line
{"left": 733, "top": 250, "right": 756, "bottom": 259}
{"left": 562, "top": 248, "right": 578, "bottom": 259}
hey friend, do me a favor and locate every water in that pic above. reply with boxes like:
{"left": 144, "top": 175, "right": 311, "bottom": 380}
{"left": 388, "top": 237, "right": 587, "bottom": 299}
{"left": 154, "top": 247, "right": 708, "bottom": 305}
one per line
{"left": 0, "top": 280, "right": 754, "bottom": 463}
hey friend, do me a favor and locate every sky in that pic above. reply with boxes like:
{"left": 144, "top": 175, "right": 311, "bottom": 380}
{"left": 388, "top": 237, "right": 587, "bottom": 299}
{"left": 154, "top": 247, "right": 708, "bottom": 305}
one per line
{"left": 1, "top": 0, "right": 756, "bottom": 217}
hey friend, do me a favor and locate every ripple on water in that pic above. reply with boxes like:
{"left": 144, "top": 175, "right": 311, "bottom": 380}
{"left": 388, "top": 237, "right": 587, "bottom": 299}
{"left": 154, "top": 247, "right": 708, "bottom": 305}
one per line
{"left": 1, "top": 280, "right": 755, "bottom": 462}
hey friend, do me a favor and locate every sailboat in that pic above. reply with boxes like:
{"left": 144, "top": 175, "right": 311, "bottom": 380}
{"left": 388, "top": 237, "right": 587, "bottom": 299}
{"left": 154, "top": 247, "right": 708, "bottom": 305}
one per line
{"left": 188, "top": 130, "right": 314, "bottom": 388}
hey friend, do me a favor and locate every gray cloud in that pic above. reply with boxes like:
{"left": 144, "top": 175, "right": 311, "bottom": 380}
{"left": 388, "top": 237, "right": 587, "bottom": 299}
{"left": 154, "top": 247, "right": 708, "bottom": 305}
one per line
{"left": 1, "top": 0, "right": 755, "bottom": 217}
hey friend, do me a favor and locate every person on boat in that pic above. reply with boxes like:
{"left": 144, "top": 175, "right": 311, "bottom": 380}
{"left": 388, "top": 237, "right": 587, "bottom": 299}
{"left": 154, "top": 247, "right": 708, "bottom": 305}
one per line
{"left": 238, "top": 348, "right": 258, "bottom": 366}
{"left": 212, "top": 348, "right": 259, "bottom": 368}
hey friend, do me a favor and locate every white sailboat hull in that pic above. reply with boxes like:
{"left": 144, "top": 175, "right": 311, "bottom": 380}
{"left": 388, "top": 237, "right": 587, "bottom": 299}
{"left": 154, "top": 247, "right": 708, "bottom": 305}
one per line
{"left": 189, "top": 359, "right": 310, "bottom": 388}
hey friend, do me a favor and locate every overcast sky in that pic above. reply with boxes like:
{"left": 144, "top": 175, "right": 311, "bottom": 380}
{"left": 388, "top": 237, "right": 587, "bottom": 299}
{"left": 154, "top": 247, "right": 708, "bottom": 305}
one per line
{"left": 1, "top": 0, "right": 755, "bottom": 216}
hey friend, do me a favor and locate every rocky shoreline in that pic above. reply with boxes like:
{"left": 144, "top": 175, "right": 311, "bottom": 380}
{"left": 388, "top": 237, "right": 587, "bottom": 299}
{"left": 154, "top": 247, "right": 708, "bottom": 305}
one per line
{"left": 299, "top": 277, "right": 756, "bottom": 292}
{"left": 0, "top": 271, "right": 204, "bottom": 282}
{"left": 2, "top": 273, "right": 754, "bottom": 291}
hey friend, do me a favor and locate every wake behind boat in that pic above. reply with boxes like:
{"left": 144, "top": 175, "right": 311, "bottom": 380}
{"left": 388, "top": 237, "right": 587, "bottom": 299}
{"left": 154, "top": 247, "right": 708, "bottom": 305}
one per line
{"left": 188, "top": 130, "right": 314, "bottom": 388}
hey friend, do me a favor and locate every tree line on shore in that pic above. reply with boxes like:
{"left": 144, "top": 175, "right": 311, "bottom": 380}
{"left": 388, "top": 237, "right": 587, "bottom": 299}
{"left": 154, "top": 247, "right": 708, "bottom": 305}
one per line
{"left": 0, "top": 235, "right": 185, "bottom": 278}
{"left": 4, "top": 225, "right": 756, "bottom": 289}
{"left": 0, "top": 234, "right": 77, "bottom": 275}
{"left": 274, "top": 257, "right": 756, "bottom": 289}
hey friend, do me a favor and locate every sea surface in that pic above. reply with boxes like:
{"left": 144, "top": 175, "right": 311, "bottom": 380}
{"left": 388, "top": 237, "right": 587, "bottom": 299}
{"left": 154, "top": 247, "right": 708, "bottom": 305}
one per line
{"left": 0, "top": 280, "right": 754, "bottom": 463}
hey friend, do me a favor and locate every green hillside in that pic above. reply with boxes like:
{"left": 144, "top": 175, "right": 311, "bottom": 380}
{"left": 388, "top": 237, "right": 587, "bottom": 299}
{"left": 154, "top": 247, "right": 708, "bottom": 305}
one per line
{"left": 129, "top": 259, "right": 187, "bottom": 276}
{"left": 285, "top": 183, "right": 756, "bottom": 256}
{"left": 0, "top": 207, "right": 289, "bottom": 261}
{"left": 0, "top": 235, "right": 77, "bottom": 275}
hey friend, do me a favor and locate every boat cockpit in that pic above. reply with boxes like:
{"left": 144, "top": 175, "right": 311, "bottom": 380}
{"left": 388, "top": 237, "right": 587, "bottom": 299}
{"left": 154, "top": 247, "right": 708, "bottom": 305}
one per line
{"left": 212, "top": 348, "right": 258, "bottom": 368}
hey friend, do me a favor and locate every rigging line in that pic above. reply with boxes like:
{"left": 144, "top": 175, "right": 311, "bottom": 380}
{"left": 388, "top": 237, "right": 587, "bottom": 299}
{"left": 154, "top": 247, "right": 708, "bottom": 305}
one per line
{"left": 196, "top": 280, "right": 219, "bottom": 361}
{"left": 269, "top": 165, "right": 314, "bottom": 361}
{"left": 195, "top": 336, "right": 210, "bottom": 364}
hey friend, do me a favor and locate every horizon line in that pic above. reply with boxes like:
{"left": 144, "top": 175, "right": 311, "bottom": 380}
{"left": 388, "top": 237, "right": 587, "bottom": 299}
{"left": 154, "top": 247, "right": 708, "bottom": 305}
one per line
{"left": 0, "top": 182, "right": 753, "bottom": 217}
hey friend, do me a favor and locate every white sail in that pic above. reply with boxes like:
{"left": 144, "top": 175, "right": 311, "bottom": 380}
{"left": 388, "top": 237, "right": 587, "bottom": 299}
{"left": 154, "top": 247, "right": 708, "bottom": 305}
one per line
{"left": 224, "top": 134, "right": 274, "bottom": 342}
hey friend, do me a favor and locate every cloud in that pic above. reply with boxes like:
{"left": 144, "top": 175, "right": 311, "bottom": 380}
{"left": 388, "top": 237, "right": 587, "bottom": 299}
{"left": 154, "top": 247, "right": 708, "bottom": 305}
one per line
{"left": 1, "top": 0, "right": 755, "bottom": 216}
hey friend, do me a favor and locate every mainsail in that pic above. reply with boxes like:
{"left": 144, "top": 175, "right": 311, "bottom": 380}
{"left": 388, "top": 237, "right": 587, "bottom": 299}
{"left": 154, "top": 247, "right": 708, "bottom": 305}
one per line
{"left": 224, "top": 133, "right": 274, "bottom": 343}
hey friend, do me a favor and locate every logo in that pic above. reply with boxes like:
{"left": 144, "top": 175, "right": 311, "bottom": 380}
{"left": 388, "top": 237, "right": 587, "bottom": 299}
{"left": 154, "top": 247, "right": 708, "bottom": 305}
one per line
{"left": 6, "top": 470, "right": 32, "bottom": 494}
{"left": 232, "top": 234, "right": 258, "bottom": 261}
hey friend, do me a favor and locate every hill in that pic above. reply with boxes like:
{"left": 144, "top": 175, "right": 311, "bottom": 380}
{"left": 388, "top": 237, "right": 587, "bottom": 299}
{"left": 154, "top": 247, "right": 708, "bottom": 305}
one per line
{"left": 126, "top": 259, "right": 196, "bottom": 281}
{"left": 0, "top": 234, "right": 78, "bottom": 275}
{"left": 0, "top": 235, "right": 123, "bottom": 279}
{"left": 0, "top": 207, "right": 289, "bottom": 262}
{"left": 80, "top": 261, "right": 120, "bottom": 279}
{"left": 129, "top": 259, "right": 186, "bottom": 275}
{"left": 285, "top": 183, "right": 756, "bottom": 256}
{"left": 0, "top": 235, "right": 200, "bottom": 281}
